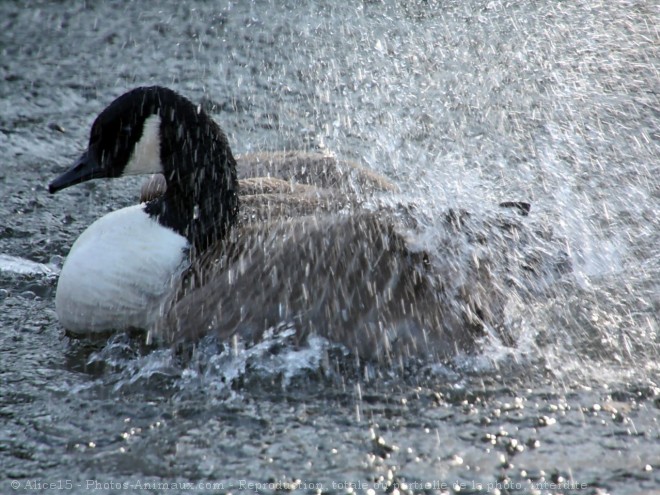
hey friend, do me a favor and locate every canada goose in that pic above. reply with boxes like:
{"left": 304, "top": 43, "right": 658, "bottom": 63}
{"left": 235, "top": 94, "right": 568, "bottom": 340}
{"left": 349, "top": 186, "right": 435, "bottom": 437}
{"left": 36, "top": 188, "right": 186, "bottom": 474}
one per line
{"left": 49, "top": 86, "right": 532, "bottom": 362}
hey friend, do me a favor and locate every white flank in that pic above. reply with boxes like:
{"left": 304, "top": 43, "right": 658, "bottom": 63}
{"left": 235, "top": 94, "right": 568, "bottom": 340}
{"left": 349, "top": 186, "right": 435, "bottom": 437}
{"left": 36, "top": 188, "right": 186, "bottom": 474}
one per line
{"left": 55, "top": 204, "right": 188, "bottom": 334}
{"left": 124, "top": 114, "right": 163, "bottom": 175}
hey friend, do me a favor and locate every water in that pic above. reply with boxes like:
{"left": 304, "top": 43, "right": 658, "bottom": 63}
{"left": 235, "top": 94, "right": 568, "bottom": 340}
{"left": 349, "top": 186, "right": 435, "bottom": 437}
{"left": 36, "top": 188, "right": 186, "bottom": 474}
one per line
{"left": 1, "top": 1, "right": 658, "bottom": 493}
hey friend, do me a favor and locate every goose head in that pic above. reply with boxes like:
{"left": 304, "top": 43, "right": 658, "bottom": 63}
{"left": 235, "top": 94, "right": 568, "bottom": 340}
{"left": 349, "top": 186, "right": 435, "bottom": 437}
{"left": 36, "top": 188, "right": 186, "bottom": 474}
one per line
{"left": 49, "top": 86, "right": 239, "bottom": 251}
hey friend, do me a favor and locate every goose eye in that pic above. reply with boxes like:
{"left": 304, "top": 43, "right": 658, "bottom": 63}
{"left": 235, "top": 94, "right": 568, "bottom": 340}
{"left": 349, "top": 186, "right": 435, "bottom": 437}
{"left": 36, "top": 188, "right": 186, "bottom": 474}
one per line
{"left": 121, "top": 124, "right": 132, "bottom": 135}
{"left": 89, "top": 131, "right": 101, "bottom": 145}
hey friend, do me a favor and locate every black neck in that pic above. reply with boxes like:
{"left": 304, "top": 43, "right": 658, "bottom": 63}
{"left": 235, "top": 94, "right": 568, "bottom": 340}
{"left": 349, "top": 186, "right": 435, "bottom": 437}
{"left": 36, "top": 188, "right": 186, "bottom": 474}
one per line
{"left": 142, "top": 88, "right": 239, "bottom": 252}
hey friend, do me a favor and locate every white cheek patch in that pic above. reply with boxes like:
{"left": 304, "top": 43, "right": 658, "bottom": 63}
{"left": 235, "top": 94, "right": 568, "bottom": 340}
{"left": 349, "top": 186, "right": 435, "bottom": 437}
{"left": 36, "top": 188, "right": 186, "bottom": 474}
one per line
{"left": 124, "top": 114, "right": 163, "bottom": 175}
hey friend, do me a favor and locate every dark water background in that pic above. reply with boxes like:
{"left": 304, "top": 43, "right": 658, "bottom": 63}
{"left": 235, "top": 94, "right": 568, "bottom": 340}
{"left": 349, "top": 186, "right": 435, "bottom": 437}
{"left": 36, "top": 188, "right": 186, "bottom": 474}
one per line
{"left": 1, "top": 1, "right": 658, "bottom": 494}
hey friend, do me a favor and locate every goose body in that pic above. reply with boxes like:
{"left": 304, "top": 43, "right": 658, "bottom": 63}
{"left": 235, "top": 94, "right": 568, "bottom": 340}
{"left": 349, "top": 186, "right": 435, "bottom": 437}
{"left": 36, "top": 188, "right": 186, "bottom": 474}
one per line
{"left": 49, "top": 86, "right": 554, "bottom": 362}
{"left": 54, "top": 204, "right": 188, "bottom": 333}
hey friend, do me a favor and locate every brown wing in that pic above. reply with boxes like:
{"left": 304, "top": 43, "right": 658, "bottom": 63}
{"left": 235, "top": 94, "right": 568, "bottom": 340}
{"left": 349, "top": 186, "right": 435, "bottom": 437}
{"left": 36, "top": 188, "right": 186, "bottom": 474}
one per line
{"left": 154, "top": 209, "right": 510, "bottom": 362}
